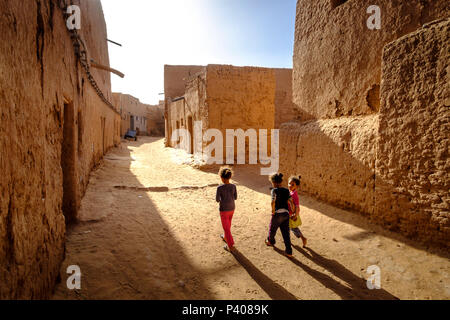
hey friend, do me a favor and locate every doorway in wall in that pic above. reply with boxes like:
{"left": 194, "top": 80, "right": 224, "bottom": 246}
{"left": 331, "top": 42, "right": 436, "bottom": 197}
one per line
{"left": 101, "top": 117, "right": 106, "bottom": 154}
{"left": 130, "top": 115, "right": 134, "bottom": 131}
{"left": 61, "top": 102, "right": 77, "bottom": 223}
{"left": 77, "top": 110, "right": 83, "bottom": 156}
{"left": 187, "top": 116, "right": 193, "bottom": 154}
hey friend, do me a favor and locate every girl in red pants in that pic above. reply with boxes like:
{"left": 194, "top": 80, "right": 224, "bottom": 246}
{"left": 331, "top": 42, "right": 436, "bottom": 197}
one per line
{"left": 216, "top": 166, "right": 237, "bottom": 252}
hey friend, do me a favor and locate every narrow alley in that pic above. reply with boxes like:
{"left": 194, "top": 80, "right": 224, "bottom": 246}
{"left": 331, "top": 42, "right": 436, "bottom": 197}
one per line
{"left": 52, "top": 137, "right": 449, "bottom": 300}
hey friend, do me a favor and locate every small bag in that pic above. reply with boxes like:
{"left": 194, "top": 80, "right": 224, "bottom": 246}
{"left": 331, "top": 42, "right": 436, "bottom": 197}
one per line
{"left": 288, "top": 198, "right": 296, "bottom": 217}
{"left": 288, "top": 198, "right": 302, "bottom": 228}
{"left": 289, "top": 214, "right": 302, "bottom": 229}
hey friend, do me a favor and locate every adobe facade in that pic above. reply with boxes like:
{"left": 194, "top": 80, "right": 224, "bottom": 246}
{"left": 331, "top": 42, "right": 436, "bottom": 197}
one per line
{"left": 280, "top": 0, "right": 449, "bottom": 247}
{"left": 274, "top": 69, "right": 297, "bottom": 128}
{"left": 163, "top": 65, "right": 206, "bottom": 146}
{"left": 113, "top": 93, "right": 150, "bottom": 136}
{"left": 147, "top": 101, "right": 165, "bottom": 136}
{"left": 164, "top": 64, "right": 296, "bottom": 161}
{"left": 292, "top": 0, "right": 449, "bottom": 120}
{"left": 0, "top": 0, "right": 121, "bottom": 298}
{"left": 375, "top": 18, "right": 449, "bottom": 244}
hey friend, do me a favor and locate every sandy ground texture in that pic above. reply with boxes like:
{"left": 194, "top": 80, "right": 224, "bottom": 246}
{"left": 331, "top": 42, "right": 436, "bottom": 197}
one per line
{"left": 52, "top": 137, "right": 450, "bottom": 300}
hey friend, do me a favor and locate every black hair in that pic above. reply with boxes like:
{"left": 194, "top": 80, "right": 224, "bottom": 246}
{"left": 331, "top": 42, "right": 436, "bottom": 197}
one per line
{"left": 269, "top": 173, "right": 284, "bottom": 185}
{"left": 219, "top": 166, "right": 233, "bottom": 180}
{"left": 289, "top": 175, "right": 301, "bottom": 186}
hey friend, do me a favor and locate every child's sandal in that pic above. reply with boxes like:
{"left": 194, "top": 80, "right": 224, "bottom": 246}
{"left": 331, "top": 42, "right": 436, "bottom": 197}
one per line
{"left": 302, "top": 238, "right": 308, "bottom": 248}
{"left": 284, "top": 252, "right": 294, "bottom": 259}
{"left": 224, "top": 245, "right": 235, "bottom": 252}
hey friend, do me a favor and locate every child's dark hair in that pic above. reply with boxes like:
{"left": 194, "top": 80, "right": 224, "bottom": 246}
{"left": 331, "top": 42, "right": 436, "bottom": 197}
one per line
{"left": 219, "top": 166, "right": 233, "bottom": 180}
{"left": 289, "top": 175, "right": 301, "bottom": 186}
{"left": 269, "top": 173, "right": 284, "bottom": 185}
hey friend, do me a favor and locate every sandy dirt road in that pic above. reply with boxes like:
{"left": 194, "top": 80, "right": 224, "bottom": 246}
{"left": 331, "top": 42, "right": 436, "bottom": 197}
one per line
{"left": 52, "top": 137, "right": 449, "bottom": 300}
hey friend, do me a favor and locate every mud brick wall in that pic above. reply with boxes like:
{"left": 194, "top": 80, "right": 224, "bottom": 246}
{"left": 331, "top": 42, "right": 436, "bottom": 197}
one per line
{"left": 113, "top": 93, "right": 152, "bottom": 135}
{"left": 206, "top": 65, "right": 276, "bottom": 163}
{"left": 207, "top": 65, "right": 275, "bottom": 130}
{"left": 375, "top": 18, "right": 450, "bottom": 246}
{"left": 167, "top": 99, "right": 188, "bottom": 147}
{"left": 112, "top": 93, "right": 128, "bottom": 136}
{"left": 0, "top": 0, "right": 120, "bottom": 299}
{"left": 147, "top": 102, "right": 165, "bottom": 136}
{"left": 184, "top": 72, "right": 208, "bottom": 124}
{"left": 164, "top": 65, "right": 205, "bottom": 145}
{"left": 183, "top": 72, "right": 209, "bottom": 152}
{"left": 166, "top": 65, "right": 278, "bottom": 159}
{"left": 164, "top": 65, "right": 295, "bottom": 155}
{"left": 293, "top": 0, "right": 449, "bottom": 120}
{"left": 284, "top": 0, "right": 449, "bottom": 247}
{"left": 167, "top": 77, "right": 208, "bottom": 149}
{"left": 280, "top": 116, "right": 379, "bottom": 215}
{"left": 164, "top": 65, "right": 206, "bottom": 101}
{"left": 274, "top": 68, "right": 297, "bottom": 128}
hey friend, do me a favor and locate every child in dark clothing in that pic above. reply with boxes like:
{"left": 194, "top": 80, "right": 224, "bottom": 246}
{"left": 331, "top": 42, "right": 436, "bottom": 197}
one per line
{"left": 216, "top": 166, "right": 237, "bottom": 252}
{"left": 265, "top": 173, "right": 294, "bottom": 258}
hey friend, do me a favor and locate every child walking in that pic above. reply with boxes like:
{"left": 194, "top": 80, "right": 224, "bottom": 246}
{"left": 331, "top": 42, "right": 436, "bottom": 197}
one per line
{"left": 288, "top": 176, "right": 307, "bottom": 248}
{"left": 265, "top": 173, "right": 294, "bottom": 258}
{"left": 216, "top": 166, "right": 237, "bottom": 252}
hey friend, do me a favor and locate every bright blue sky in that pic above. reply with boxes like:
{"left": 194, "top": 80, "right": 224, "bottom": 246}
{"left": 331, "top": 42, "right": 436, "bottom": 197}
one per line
{"left": 101, "top": 0, "right": 297, "bottom": 104}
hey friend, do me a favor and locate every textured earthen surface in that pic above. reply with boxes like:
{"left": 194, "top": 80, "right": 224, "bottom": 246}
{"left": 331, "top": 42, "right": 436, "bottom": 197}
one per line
{"left": 52, "top": 137, "right": 450, "bottom": 300}
{"left": 274, "top": 68, "right": 297, "bottom": 128}
{"left": 165, "top": 65, "right": 276, "bottom": 161}
{"left": 280, "top": 116, "right": 379, "bottom": 216}
{"left": 147, "top": 101, "right": 165, "bottom": 136}
{"left": 166, "top": 69, "right": 209, "bottom": 152}
{"left": 164, "top": 65, "right": 205, "bottom": 146}
{"left": 293, "top": 0, "right": 449, "bottom": 120}
{"left": 164, "top": 65, "right": 206, "bottom": 101}
{"left": 375, "top": 18, "right": 450, "bottom": 246}
{"left": 112, "top": 93, "right": 159, "bottom": 136}
{"left": 283, "top": 12, "right": 449, "bottom": 248}
{"left": 164, "top": 65, "right": 294, "bottom": 148}
{"left": 167, "top": 98, "right": 192, "bottom": 147}
{"left": 206, "top": 65, "right": 275, "bottom": 130}
{"left": 0, "top": 0, "right": 120, "bottom": 299}
{"left": 207, "top": 65, "right": 276, "bottom": 161}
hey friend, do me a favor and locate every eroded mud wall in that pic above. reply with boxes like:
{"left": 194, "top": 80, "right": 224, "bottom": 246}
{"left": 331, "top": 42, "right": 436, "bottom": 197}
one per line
{"left": 206, "top": 65, "right": 276, "bottom": 163}
{"left": 147, "top": 102, "right": 165, "bottom": 137}
{"left": 375, "top": 19, "right": 450, "bottom": 245}
{"left": 167, "top": 99, "right": 187, "bottom": 148}
{"left": 274, "top": 68, "right": 297, "bottom": 128}
{"left": 293, "top": 0, "right": 449, "bottom": 120}
{"left": 164, "top": 65, "right": 205, "bottom": 146}
{"left": 283, "top": 1, "right": 449, "bottom": 247}
{"left": 280, "top": 116, "right": 379, "bottom": 215}
{"left": 0, "top": 0, "right": 120, "bottom": 298}
{"left": 164, "top": 65, "right": 206, "bottom": 101}
{"left": 113, "top": 93, "right": 150, "bottom": 135}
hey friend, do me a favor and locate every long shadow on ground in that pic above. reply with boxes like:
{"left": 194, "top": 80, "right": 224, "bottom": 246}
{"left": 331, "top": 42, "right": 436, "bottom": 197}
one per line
{"left": 201, "top": 163, "right": 450, "bottom": 260}
{"left": 54, "top": 138, "right": 215, "bottom": 299}
{"left": 231, "top": 249, "right": 297, "bottom": 300}
{"left": 272, "top": 246, "right": 398, "bottom": 300}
